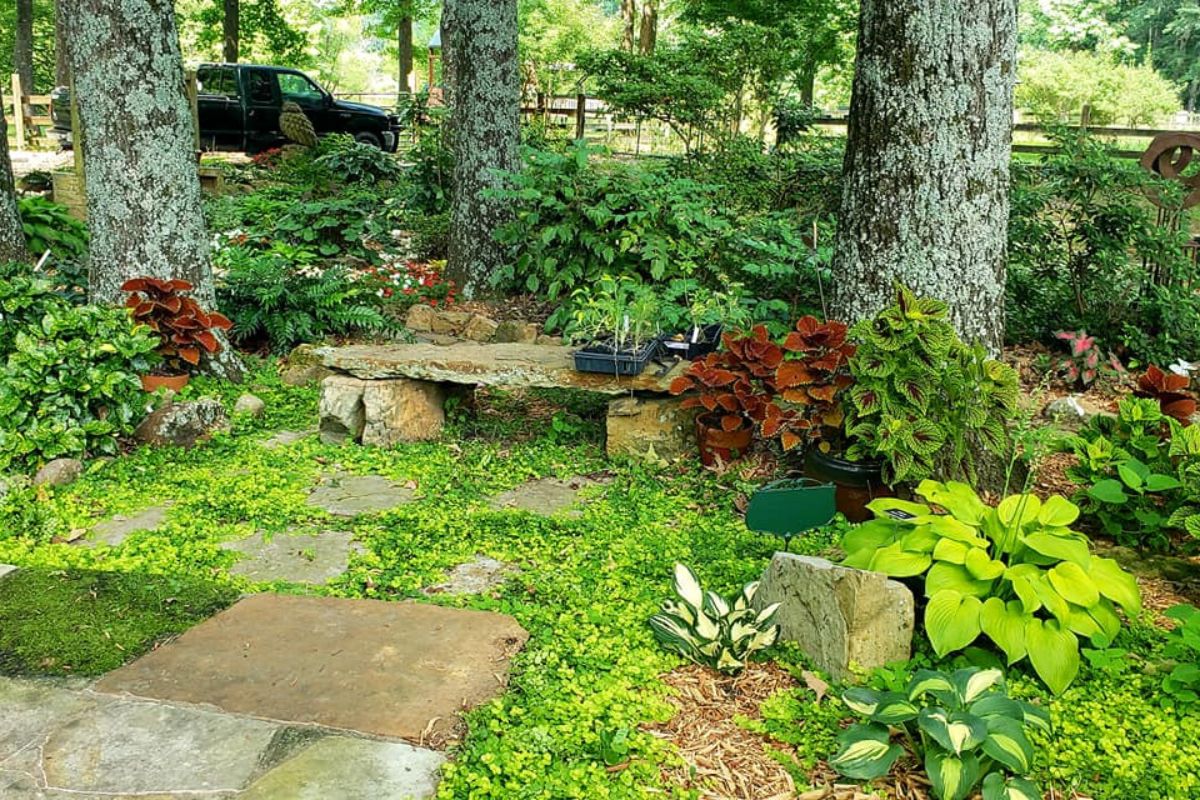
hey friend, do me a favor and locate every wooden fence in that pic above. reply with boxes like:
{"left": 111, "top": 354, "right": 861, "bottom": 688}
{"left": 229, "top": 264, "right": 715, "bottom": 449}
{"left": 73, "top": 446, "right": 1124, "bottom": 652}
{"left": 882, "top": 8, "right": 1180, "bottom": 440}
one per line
{"left": 5, "top": 74, "right": 54, "bottom": 150}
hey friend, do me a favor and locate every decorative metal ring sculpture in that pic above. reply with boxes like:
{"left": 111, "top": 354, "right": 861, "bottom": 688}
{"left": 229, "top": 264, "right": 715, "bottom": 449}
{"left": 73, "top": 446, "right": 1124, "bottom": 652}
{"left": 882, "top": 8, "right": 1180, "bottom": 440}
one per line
{"left": 1140, "top": 133, "right": 1200, "bottom": 209}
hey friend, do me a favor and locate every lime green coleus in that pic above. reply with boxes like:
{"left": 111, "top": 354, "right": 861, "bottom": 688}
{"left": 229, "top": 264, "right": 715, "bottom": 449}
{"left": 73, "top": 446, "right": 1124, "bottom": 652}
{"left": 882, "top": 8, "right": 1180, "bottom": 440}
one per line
{"left": 841, "top": 481, "right": 1142, "bottom": 694}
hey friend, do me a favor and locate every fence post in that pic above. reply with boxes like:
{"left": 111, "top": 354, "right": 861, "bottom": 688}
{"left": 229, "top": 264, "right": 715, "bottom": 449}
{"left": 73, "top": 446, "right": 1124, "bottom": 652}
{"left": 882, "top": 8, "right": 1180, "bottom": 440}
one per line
{"left": 10, "top": 74, "right": 26, "bottom": 150}
{"left": 574, "top": 92, "right": 586, "bottom": 141}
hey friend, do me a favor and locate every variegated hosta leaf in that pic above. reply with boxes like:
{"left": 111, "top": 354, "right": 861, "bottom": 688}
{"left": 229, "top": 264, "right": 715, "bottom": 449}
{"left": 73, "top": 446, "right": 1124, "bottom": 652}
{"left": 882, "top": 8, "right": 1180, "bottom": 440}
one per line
{"left": 867, "top": 691, "right": 919, "bottom": 724}
{"left": 715, "top": 649, "right": 743, "bottom": 673}
{"left": 648, "top": 614, "right": 702, "bottom": 661}
{"left": 693, "top": 609, "right": 719, "bottom": 641}
{"left": 926, "top": 750, "right": 981, "bottom": 800}
{"left": 907, "top": 669, "right": 955, "bottom": 703}
{"left": 829, "top": 723, "right": 904, "bottom": 780}
{"left": 755, "top": 602, "right": 781, "bottom": 627}
{"left": 952, "top": 667, "right": 1004, "bottom": 703}
{"left": 672, "top": 563, "right": 703, "bottom": 608}
{"left": 841, "top": 687, "right": 883, "bottom": 717}
{"left": 750, "top": 625, "right": 779, "bottom": 650}
{"left": 981, "top": 772, "right": 1042, "bottom": 800}
{"left": 1018, "top": 700, "right": 1052, "bottom": 734}
{"left": 740, "top": 580, "right": 759, "bottom": 604}
{"left": 981, "top": 716, "right": 1033, "bottom": 774}
{"left": 703, "top": 590, "right": 730, "bottom": 618}
{"left": 661, "top": 600, "right": 695, "bottom": 626}
{"left": 918, "top": 709, "right": 987, "bottom": 755}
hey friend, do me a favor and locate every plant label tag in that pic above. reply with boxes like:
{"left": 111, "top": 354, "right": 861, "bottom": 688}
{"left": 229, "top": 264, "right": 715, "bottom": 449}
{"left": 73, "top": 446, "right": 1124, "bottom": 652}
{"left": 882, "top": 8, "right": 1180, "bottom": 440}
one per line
{"left": 885, "top": 509, "right": 917, "bottom": 520}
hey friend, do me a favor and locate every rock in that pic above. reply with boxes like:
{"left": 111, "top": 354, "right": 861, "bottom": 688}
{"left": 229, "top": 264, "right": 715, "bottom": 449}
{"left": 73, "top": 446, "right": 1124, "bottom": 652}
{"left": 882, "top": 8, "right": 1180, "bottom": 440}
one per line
{"left": 1042, "top": 394, "right": 1113, "bottom": 430}
{"left": 85, "top": 504, "right": 171, "bottom": 548}
{"left": 240, "top": 736, "right": 445, "bottom": 800}
{"left": 362, "top": 379, "right": 446, "bottom": 446}
{"left": 306, "top": 474, "right": 415, "bottom": 516}
{"left": 0, "top": 564, "right": 15, "bottom": 581}
{"left": 535, "top": 334, "right": 563, "bottom": 346}
{"left": 234, "top": 393, "right": 266, "bottom": 417}
{"left": 493, "top": 321, "right": 539, "bottom": 344}
{"left": 424, "top": 556, "right": 517, "bottom": 596}
{"left": 221, "top": 529, "right": 365, "bottom": 584}
{"left": 32, "top": 458, "right": 84, "bottom": 488}
{"left": 489, "top": 476, "right": 608, "bottom": 518}
{"left": 754, "top": 553, "right": 914, "bottom": 681}
{"left": 287, "top": 343, "right": 325, "bottom": 368}
{"left": 429, "top": 310, "right": 472, "bottom": 336}
{"left": 405, "top": 303, "right": 437, "bottom": 333}
{"left": 318, "top": 376, "right": 368, "bottom": 445}
{"left": 606, "top": 396, "right": 697, "bottom": 463}
{"left": 281, "top": 344, "right": 332, "bottom": 386}
{"left": 261, "top": 430, "right": 313, "bottom": 449}
{"left": 134, "top": 399, "right": 230, "bottom": 448}
{"left": 461, "top": 314, "right": 500, "bottom": 343}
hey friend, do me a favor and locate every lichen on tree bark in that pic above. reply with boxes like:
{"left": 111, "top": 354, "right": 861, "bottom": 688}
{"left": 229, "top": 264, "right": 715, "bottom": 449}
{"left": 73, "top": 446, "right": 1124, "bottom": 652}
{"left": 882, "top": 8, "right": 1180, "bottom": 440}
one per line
{"left": 61, "top": 0, "right": 243, "bottom": 380}
{"left": 445, "top": 0, "right": 519, "bottom": 300}
{"left": 831, "top": 0, "right": 1017, "bottom": 355}
{"left": 0, "top": 86, "right": 29, "bottom": 264}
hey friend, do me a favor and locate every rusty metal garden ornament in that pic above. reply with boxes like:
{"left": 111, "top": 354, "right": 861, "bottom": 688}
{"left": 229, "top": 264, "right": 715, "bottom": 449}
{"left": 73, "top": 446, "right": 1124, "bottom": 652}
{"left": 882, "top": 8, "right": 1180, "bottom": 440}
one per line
{"left": 1140, "top": 133, "right": 1200, "bottom": 209}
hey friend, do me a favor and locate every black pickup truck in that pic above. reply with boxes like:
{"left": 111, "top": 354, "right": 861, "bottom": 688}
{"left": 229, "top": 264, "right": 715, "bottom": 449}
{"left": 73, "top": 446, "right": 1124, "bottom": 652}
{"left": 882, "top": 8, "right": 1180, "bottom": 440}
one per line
{"left": 51, "top": 63, "right": 402, "bottom": 153}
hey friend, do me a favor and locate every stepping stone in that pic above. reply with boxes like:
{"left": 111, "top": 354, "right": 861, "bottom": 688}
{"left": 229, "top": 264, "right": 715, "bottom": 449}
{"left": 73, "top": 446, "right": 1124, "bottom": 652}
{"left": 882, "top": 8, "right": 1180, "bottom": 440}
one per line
{"left": 262, "top": 430, "right": 313, "bottom": 450}
{"left": 489, "top": 476, "right": 608, "bottom": 518}
{"left": 424, "top": 556, "right": 516, "bottom": 596}
{"left": 241, "top": 736, "right": 444, "bottom": 799}
{"left": 95, "top": 594, "right": 529, "bottom": 743}
{"left": 221, "top": 529, "right": 364, "bottom": 585}
{"left": 0, "top": 678, "right": 99, "bottom": 765}
{"left": 0, "top": 564, "right": 15, "bottom": 581}
{"left": 39, "top": 698, "right": 280, "bottom": 795}
{"left": 85, "top": 505, "right": 171, "bottom": 548}
{"left": 306, "top": 474, "right": 414, "bottom": 516}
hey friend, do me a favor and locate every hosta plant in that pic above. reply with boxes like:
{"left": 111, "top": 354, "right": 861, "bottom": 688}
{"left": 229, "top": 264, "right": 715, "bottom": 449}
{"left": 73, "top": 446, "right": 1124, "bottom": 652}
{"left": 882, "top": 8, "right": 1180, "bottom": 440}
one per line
{"left": 122, "top": 277, "right": 232, "bottom": 375}
{"left": 648, "top": 564, "right": 780, "bottom": 674}
{"left": 1134, "top": 364, "right": 1196, "bottom": 425}
{"left": 841, "top": 481, "right": 1142, "bottom": 694}
{"left": 1053, "top": 330, "right": 1123, "bottom": 388}
{"left": 830, "top": 667, "right": 1049, "bottom": 800}
{"left": 844, "top": 286, "right": 1019, "bottom": 484}
{"left": 764, "top": 315, "right": 856, "bottom": 450}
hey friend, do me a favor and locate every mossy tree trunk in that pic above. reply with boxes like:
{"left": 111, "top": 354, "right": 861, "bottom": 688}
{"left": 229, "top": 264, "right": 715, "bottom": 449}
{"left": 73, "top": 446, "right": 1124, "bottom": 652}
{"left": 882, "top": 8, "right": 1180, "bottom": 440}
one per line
{"left": 54, "top": 0, "right": 71, "bottom": 87}
{"left": 61, "top": 0, "right": 244, "bottom": 380}
{"left": 223, "top": 0, "right": 239, "bottom": 63}
{"left": 15, "top": 0, "right": 35, "bottom": 94}
{"left": 831, "top": 0, "right": 1017, "bottom": 355}
{"left": 0, "top": 86, "right": 29, "bottom": 264}
{"left": 445, "top": 0, "right": 519, "bottom": 300}
{"left": 398, "top": 13, "right": 413, "bottom": 96}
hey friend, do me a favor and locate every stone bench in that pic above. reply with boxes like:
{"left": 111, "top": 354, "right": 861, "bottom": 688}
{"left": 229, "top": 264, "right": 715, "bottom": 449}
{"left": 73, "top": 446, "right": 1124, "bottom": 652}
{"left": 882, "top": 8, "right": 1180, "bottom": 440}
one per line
{"left": 315, "top": 342, "right": 698, "bottom": 461}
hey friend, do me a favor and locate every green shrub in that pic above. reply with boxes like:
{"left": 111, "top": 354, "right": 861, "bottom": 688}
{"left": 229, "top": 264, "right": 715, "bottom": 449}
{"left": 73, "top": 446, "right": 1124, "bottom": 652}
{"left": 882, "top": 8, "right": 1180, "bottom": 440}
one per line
{"left": 841, "top": 481, "right": 1142, "bottom": 694}
{"left": 1161, "top": 604, "right": 1200, "bottom": 709}
{"left": 313, "top": 133, "right": 403, "bottom": 185}
{"left": 831, "top": 667, "right": 1048, "bottom": 800}
{"left": 215, "top": 242, "right": 392, "bottom": 353}
{"left": 17, "top": 196, "right": 88, "bottom": 263}
{"left": 1016, "top": 49, "right": 1179, "bottom": 127}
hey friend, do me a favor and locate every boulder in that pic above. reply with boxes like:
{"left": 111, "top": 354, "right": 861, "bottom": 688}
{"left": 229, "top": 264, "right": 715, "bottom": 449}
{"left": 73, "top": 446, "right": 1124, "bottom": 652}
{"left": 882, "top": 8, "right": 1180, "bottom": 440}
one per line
{"left": 135, "top": 399, "right": 230, "bottom": 448}
{"left": 493, "top": 321, "right": 539, "bottom": 344}
{"left": 405, "top": 303, "right": 437, "bottom": 333}
{"left": 754, "top": 553, "right": 914, "bottom": 680}
{"left": 1042, "top": 394, "right": 1113, "bottom": 430}
{"left": 318, "top": 376, "right": 368, "bottom": 445}
{"left": 429, "top": 311, "right": 472, "bottom": 336}
{"left": 361, "top": 379, "right": 446, "bottom": 446}
{"left": 33, "top": 458, "right": 84, "bottom": 488}
{"left": 461, "top": 314, "right": 500, "bottom": 343}
{"left": 535, "top": 334, "right": 563, "bottom": 346}
{"left": 280, "top": 344, "right": 333, "bottom": 386}
{"left": 234, "top": 394, "right": 266, "bottom": 417}
{"left": 606, "top": 396, "right": 697, "bottom": 463}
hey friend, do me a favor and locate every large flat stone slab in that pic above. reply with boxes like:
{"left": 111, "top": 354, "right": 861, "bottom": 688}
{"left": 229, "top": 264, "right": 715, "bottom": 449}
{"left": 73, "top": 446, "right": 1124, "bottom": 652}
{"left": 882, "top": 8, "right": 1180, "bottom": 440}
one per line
{"left": 423, "top": 556, "right": 517, "bottom": 596}
{"left": 317, "top": 342, "right": 686, "bottom": 394}
{"left": 84, "top": 504, "right": 171, "bottom": 548}
{"left": 306, "top": 474, "right": 415, "bottom": 516}
{"left": 221, "top": 529, "right": 364, "bottom": 584}
{"left": 95, "top": 594, "right": 529, "bottom": 743}
{"left": 754, "top": 553, "right": 914, "bottom": 681}
{"left": 489, "top": 476, "right": 608, "bottom": 517}
{"left": 40, "top": 699, "right": 280, "bottom": 795}
{"left": 241, "top": 736, "right": 444, "bottom": 799}
{"left": 0, "top": 678, "right": 98, "bottom": 765}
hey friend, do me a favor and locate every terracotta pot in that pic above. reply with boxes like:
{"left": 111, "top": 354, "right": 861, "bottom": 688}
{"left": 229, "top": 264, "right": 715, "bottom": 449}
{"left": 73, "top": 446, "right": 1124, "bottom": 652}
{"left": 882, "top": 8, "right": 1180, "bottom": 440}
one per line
{"left": 141, "top": 373, "right": 189, "bottom": 393}
{"left": 804, "top": 449, "right": 893, "bottom": 523}
{"left": 695, "top": 412, "right": 753, "bottom": 467}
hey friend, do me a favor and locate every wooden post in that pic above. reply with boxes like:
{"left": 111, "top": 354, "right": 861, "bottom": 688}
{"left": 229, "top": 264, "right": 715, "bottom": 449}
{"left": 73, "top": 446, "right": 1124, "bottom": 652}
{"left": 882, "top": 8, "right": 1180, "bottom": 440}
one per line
{"left": 10, "top": 74, "right": 26, "bottom": 150}
{"left": 574, "top": 92, "right": 586, "bottom": 141}
{"left": 427, "top": 50, "right": 436, "bottom": 93}
{"left": 184, "top": 69, "right": 200, "bottom": 155}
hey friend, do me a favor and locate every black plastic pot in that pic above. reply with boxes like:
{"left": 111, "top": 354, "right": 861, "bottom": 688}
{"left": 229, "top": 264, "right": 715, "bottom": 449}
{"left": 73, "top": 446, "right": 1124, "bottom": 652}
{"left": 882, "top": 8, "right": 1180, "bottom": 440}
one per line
{"left": 804, "top": 449, "right": 893, "bottom": 523}
{"left": 573, "top": 338, "right": 660, "bottom": 376}
{"left": 660, "top": 324, "right": 724, "bottom": 361}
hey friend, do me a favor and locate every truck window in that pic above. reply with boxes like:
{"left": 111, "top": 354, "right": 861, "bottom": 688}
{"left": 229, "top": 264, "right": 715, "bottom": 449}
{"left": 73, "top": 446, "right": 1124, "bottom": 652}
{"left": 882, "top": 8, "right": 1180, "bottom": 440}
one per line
{"left": 247, "top": 71, "right": 275, "bottom": 104}
{"left": 197, "top": 66, "right": 238, "bottom": 99}
{"left": 277, "top": 73, "right": 325, "bottom": 107}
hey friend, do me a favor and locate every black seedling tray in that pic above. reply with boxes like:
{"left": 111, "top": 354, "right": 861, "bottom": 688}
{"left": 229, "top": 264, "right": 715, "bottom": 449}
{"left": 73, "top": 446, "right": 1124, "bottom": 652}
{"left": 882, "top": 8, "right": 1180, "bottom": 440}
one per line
{"left": 573, "top": 338, "right": 661, "bottom": 376}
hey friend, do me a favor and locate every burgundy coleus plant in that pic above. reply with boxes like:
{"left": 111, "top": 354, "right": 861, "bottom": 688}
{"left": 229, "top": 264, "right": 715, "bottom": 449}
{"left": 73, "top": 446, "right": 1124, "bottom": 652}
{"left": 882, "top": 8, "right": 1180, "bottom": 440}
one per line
{"left": 765, "top": 316, "right": 856, "bottom": 451}
{"left": 122, "top": 277, "right": 233, "bottom": 375}
{"left": 1135, "top": 364, "right": 1197, "bottom": 425}
{"left": 1054, "top": 330, "right": 1123, "bottom": 389}
{"left": 669, "top": 325, "right": 781, "bottom": 433}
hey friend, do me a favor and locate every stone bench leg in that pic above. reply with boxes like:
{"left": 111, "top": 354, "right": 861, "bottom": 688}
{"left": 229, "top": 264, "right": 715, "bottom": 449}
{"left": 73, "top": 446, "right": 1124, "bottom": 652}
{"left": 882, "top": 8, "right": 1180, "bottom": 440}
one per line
{"left": 320, "top": 376, "right": 447, "bottom": 446}
{"left": 606, "top": 395, "right": 697, "bottom": 463}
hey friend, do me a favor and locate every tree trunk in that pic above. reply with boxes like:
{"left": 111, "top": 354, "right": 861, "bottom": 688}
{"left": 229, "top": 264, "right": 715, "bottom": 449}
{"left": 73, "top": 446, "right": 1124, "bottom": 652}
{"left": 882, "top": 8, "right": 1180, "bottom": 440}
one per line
{"left": 223, "top": 0, "right": 239, "bottom": 63}
{"left": 54, "top": 0, "right": 71, "bottom": 87}
{"left": 0, "top": 86, "right": 29, "bottom": 264}
{"left": 621, "top": 0, "right": 636, "bottom": 53}
{"left": 15, "top": 0, "right": 35, "bottom": 94}
{"left": 61, "top": 0, "right": 244, "bottom": 380}
{"left": 638, "top": 0, "right": 658, "bottom": 56}
{"left": 831, "top": 0, "right": 1017, "bottom": 355}
{"left": 399, "top": 15, "right": 414, "bottom": 98}
{"left": 799, "top": 62, "right": 816, "bottom": 107}
{"left": 445, "top": 0, "right": 519, "bottom": 300}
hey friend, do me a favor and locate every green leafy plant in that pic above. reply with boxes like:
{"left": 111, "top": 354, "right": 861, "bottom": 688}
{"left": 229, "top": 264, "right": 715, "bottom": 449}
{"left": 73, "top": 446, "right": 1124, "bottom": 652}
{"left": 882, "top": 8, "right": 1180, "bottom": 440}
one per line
{"left": 830, "top": 667, "right": 1049, "bottom": 800}
{"left": 844, "top": 286, "right": 1019, "bottom": 484}
{"left": 566, "top": 274, "right": 660, "bottom": 353}
{"left": 122, "top": 277, "right": 232, "bottom": 375}
{"left": 313, "top": 133, "right": 403, "bottom": 185}
{"left": 841, "top": 481, "right": 1142, "bottom": 694}
{"left": 1162, "top": 604, "right": 1200, "bottom": 709}
{"left": 648, "top": 563, "right": 780, "bottom": 674}
{"left": 18, "top": 196, "right": 88, "bottom": 263}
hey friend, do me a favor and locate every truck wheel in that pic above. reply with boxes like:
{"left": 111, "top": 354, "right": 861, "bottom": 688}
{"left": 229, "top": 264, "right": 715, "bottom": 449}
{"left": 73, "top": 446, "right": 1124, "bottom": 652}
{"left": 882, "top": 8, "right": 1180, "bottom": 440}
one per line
{"left": 354, "top": 132, "right": 383, "bottom": 149}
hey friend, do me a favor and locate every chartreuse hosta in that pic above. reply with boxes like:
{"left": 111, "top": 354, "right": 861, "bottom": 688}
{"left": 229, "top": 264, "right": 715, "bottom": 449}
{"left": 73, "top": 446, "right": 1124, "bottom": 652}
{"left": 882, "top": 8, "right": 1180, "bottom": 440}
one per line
{"left": 831, "top": 667, "right": 1049, "bottom": 800}
{"left": 841, "top": 481, "right": 1142, "bottom": 694}
{"left": 648, "top": 563, "right": 781, "bottom": 675}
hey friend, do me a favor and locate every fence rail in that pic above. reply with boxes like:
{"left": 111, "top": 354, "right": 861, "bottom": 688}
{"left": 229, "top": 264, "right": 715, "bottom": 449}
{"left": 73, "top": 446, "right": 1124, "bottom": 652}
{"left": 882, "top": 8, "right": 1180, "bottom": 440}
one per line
{"left": 6, "top": 74, "right": 54, "bottom": 150}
